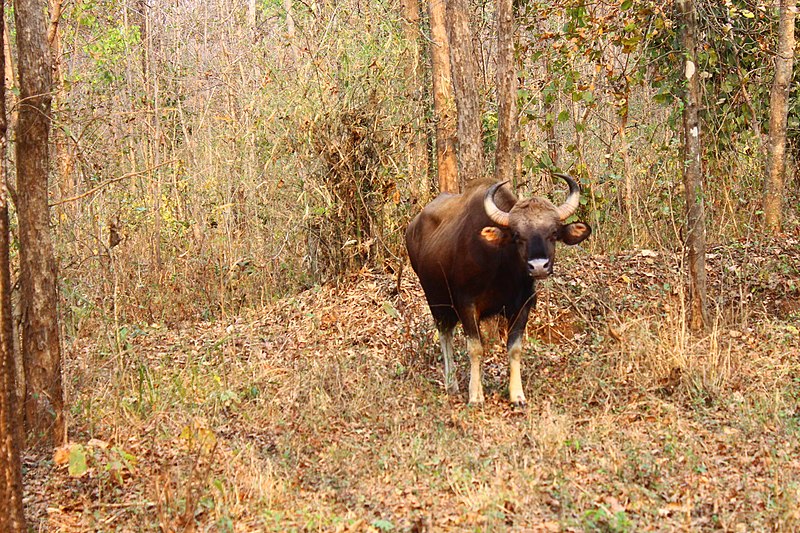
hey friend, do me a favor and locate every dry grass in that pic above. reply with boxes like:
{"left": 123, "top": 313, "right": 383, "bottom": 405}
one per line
{"left": 25, "top": 238, "right": 800, "bottom": 531}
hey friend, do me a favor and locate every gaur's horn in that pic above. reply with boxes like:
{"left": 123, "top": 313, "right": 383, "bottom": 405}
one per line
{"left": 484, "top": 181, "right": 511, "bottom": 227}
{"left": 553, "top": 172, "right": 581, "bottom": 221}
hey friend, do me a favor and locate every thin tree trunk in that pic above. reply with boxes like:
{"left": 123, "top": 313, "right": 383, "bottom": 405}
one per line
{"left": 49, "top": 0, "right": 75, "bottom": 211}
{"left": 445, "top": 0, "right": 485, "bottom": 186}
{"left": 2, "top": 16, "right": 22, "bottom": 427}
{"left": 618, "top": 99, "right": 635, "bottom": 237}
{"left": 0, "top": 200, "right": 24, "bottom": 526}
{"left": 764, "top": 0, "right": 796, "bottom": 233}
{"left": 402, "top": 0, "right": 431, "bottom": 202}
{"left": 428, "top": 0, "right": 458, "bottom": 193}
{"left": 0, "top": 0, "right": 26, "bottom": 524}
{"left": 4, "top": 24, "right": 16, "bottom": 135}
{"left": 678, "top": 0, "right": 708, "bottom": 331}
{"left": 495, "top": 0, "right": 517, "bottom": 185}
{"left": 0, "top": 202, "right": 25, "bottom": 530}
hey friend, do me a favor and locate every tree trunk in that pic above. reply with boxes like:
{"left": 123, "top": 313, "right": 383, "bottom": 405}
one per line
{"left": 494, "top": 0, "right": 517, "bottom": 185}
{"left": 678, "top": 0, "right": 708, "bottom": 331}
{"left": 16, "top": 0, "right": 65, "bottom": 447}
{"left": 618, "top": 97, "right": 634, "bottom": 237}
{"left": 764, "top": 0, "right": 796, "bottom": 233}
{"left": 445, "top": 0, "right": 485, "bottom": 186}
{"left": 4, "top": 22, "right": 16, "bottom": 137}
{"left": 0, "top": 198, "right": 25, "bottom": 526}
{"left": 0, "top": 0, "right": 26, "bottom": 525}
{"left": 2, "top": 13, "right": 22, "bottom": 427}
{"left": 402, "top": 0, "right": 431, "bottom": 202}
{"left": 428, "top": 0, "right": 458, "bottom": 193}
{"left": 49, "top": 0, "right": 76, "bottom": 216}
{"left": 0, "top": 202, "right": 25, "bottom": 530}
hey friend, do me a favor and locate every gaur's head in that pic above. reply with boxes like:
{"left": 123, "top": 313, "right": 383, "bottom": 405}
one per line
{"left": 482, "top": 173, "right": 592, "bottom": 279}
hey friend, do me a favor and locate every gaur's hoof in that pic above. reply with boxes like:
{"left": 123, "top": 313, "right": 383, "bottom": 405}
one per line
{"left": 468, "top": 392, "right": 485, "bottom": 406}
{"left": 511, "top": 400, "right": 527, "bottom": 410}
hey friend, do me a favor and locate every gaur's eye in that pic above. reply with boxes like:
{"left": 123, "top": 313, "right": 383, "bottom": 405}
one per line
{"left": 548, "top": 232, "right": 558, "bottom": 243}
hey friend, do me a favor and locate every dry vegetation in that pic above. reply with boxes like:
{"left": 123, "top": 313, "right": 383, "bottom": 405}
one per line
{"left": 26, "top": 236, "right": 800, "bottom": 531}
{"left": 17, "top": 0, "right": 800, "bottom": 531}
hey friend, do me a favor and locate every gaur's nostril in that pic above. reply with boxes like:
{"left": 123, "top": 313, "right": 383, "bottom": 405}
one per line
{"left": 527, "top": 258, "right": 550, "bottom": 276}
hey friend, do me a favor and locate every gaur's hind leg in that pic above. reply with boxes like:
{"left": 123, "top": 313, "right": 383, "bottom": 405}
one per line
{"left": 438, "top": 326, "right": 458, "bottom": 394}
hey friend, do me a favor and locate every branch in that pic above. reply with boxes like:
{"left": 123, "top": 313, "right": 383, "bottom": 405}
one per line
{"left": 49, "top": 160, "right": 178, "bottom": 207}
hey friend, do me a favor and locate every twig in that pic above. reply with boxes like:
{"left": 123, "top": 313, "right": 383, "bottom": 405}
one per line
{"left": 49, "top": 159, "right": 178, "bottom": 207}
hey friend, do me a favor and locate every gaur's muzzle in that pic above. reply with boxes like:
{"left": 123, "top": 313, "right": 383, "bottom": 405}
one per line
{"left": 527, "top": 258, "right": 551, "bottom": 279}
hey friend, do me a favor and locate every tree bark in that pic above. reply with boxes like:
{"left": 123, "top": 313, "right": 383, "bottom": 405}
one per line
{"left": 678, "top": 0, "right": 708, "bottom": 332}
{"left": 494, "top": 0, "right": 517, "bottom": 185}
{"left": 16, "top": 0, "right": 65, "bottom": 447}
{"left": 764, "top": 0, "right": 796, "bottom": 233}
{"left": 0, "top": 204, "right": 25, "bottom": 529}
{"left": 428, "top": 0, "right": 458, "bottom": 193}
{"left": 402, "top": 0, "right": 431, "bottom": 202}
{"left": 445, "top": 0, "right": 485, "bottom": 186}
{"left": 49, "top": 0, "right": 76, "bottom": 212}
{"left": 618, "top": 94, "right": 634, "bottom": 235}
{"left": 0, "top": 0, "right": 27, "bottom": 525}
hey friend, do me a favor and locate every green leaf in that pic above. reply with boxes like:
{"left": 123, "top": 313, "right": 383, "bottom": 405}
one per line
{"left": 621, "top": 0, "right": 633, "bottom": 10}
{"left": 539, "top": 150, "right": 553, "bottom": 170}
{"left": 372, "top": 519, "right": 395, "bottom": 531}
{"left": 69, "top": 444, "right": 89, "bottom": 477}
{"left": 382, "top": 301, "right": 400, "bottom": 320}
{"left": 653, "top": 91, "right": 673, "bottom": 105}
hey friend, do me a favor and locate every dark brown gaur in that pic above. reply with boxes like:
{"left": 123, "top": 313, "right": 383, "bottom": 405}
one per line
{"left": 405, "top": 173, "right": 591, "bottom": 406}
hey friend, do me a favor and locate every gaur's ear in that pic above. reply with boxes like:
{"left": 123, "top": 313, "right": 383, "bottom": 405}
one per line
{"left": 480, "top": 226, "right": 510, "bottom": 246}
{"left": 559, "top": 222, "right": 591, "bottom": 245}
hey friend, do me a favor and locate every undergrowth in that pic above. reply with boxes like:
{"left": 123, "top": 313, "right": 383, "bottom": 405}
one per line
{"left": 28, "top": 239, "right": 800, "bottom": 531}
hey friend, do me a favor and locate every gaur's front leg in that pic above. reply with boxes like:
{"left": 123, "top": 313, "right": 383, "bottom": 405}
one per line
{"left": 462, "top": 307, "right": 484, "bottom": 405}
{"left": 507, "top": 303, "right": 532, "bottom": 408}
{"left": 466, "top": 336, "right": 484, "bottom": 404}
{"left": 507, "top": 335, "right": 526, "bottom": 407}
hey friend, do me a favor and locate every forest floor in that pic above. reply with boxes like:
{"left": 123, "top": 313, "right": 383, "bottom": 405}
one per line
{"left": 24, "top": 237, "right": 800, "bottom": 532}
